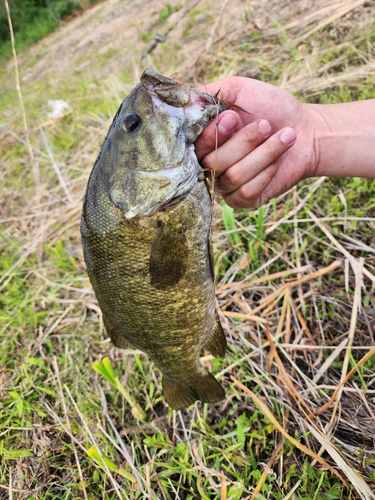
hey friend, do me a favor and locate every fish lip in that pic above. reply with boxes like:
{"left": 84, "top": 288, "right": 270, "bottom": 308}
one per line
{"left": 188, "top": 88, "right": 218, "bottom": 107}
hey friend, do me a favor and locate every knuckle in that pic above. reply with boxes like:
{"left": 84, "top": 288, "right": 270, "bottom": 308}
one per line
{"left": 242, "top": 122, "right": 263, "bottom": 145}
{"left": 195, "top": 134, "right": 212, "bottom": 156}
{"left": 200, "top": 151, "right": 216, "bottom": 170}
{"left": 196, "top": 128, "right": 216, "bottom": 160}
{"left": 235, "top": 184, "right": 261, "bottom": 209}
{"left": 261, "top": 143, "right": 276, "bottom": 163}
{"left": 217, "top": 167, "right": 239, "bottom": 192}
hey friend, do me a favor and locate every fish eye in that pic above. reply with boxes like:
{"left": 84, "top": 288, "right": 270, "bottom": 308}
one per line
{"left": 123, "top": 113, "right": 141, "bottom": 133}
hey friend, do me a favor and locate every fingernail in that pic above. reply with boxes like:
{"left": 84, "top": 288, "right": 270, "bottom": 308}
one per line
{"left": 258, "top": 119, "right": 271, "bottom": 137}
{"left": 280, "top": 127, "right": 296, "bottom": 145}
{"left": 217, "top": 112, "right": 238, "bottom": 134}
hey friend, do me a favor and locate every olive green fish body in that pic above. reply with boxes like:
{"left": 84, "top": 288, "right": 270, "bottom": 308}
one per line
{"left": 81, "top": 70, "right": 227, "bottom": 409}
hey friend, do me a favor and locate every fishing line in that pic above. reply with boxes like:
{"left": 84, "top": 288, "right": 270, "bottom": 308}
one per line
{"left": 211, "top": 88, "right": 222, "bottom": 208}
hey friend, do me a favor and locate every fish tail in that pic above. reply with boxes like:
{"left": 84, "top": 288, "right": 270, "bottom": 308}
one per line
{"left": 163, "top": 371, "right": 225, "bottom": 410}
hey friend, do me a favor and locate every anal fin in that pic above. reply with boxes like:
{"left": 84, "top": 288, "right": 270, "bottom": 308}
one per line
{"left": 204, "top": 317, "right": 226, "bottom": 358}
{"left": 163, "top": 371, "right": 225, "bottom": 410}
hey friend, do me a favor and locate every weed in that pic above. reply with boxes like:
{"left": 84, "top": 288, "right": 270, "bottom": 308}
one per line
{"left": 158, "top": 3, "right": 180, "bottom": 23}
{"left": 0, "top": 0, "right": 104, "bottom": 60}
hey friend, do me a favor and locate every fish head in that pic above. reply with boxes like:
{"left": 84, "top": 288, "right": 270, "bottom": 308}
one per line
{"left": 106, "top": 69, "right": 226, "bottom": 218}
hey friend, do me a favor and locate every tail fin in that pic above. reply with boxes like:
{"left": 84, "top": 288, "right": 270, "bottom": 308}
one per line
{"left": 163, "top": 371, "right": 225, "bottom": 410}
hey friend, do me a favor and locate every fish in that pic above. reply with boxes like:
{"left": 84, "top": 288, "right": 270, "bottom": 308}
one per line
{"left": 81, "top": 69, "right": 227, "bottom": 410}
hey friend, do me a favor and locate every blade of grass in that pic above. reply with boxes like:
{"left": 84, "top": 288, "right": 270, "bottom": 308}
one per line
{"left": 230, "top": 375, "right": 347, "bottom": 485}
{"left": 64, "top": 385, "right": 127, "bottom": 500}
{"left": 4, "top": 0, "right": 40, "bottom": 204}
{"left": 307, "top": 423, "right": 375, "bottom": 500}
{"left": 53, "top": 357, "right": 88, "bottom": 500}
{"left": 93, "top": 357, "right": 146, "bottom": 420}
{"left": 309, "top": 347, "right": 375, "bottom": 418}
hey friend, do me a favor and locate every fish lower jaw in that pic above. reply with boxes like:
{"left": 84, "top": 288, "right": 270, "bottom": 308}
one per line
{"left": 123, "top": 208, "right": 139, "bottom": 219}
{"left": 123, "top": 191, "right": 185, "bottom": 219}
{"left": 123, "top": 170, "right": 200, "bottom": 218}
{"left": 126, "top": 188, "right": 189, "bottom": 218}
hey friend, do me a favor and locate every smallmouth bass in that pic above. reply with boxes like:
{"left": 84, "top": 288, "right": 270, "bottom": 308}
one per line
{"left": 81, "top": 69, "right": 227, "bottom": 410}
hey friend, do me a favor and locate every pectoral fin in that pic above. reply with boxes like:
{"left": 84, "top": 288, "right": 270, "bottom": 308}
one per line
{"left": 149, "top": 221, "right": 187, "bottom": 290}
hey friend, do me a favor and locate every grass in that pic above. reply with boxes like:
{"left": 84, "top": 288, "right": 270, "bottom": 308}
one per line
{"left": 1, "top": 0, "right": 375, "bottom": 498}
{"left": 0, "top": 0, "right": 101, "bottom": 61}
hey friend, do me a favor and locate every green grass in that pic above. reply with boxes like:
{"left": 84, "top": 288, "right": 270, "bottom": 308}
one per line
{"left": 0, "top": 0, "right": 101, "bottom": 60}
{"left": 1, "top": 0, "right": 375, "bottom": 498}
{"left": 140, "top": 3, "right": 181, "bottom": 44}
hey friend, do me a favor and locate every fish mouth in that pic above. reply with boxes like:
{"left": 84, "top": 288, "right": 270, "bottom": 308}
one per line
{"left": 188, "top": 88, "right": 219, "bottom": 107}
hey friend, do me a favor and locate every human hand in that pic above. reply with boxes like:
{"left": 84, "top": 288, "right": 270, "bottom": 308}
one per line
{"left": 195, "top": 77, "right": 318, "bottom": 208}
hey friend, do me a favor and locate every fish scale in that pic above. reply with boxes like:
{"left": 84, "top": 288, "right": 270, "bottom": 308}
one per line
{"left": 81, "top": 69, "right": 227, "bottom": 410}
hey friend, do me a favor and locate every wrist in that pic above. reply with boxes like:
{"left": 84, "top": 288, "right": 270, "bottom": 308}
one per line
{"left": 302, "top": 103, "right": 334, "bottom": 178}
{"left": 305, "top": 101, "right": 375, "bottom": 179}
